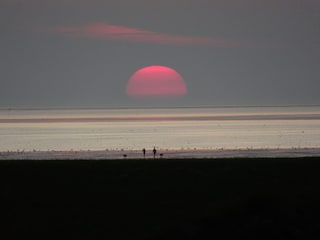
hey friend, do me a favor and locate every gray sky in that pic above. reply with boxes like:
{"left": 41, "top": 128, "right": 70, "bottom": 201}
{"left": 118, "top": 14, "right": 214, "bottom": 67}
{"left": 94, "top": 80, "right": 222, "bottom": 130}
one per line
{"left": 1, "top": 0, "right": 319, "bottom": 108}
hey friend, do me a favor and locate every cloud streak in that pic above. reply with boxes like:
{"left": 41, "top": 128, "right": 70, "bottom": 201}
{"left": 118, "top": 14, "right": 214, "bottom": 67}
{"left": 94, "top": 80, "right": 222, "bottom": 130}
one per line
{"left": 45, "top": 22, "right": 238, "bottom": 47}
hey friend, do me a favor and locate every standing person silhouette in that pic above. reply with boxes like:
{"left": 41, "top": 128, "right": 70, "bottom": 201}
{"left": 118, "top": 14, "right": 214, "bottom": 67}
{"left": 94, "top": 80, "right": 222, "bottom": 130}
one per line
{"left": 153, "top": 147, "right": 157, "bottom": 159}
{"left": 142, "top": 148, "right": 146, "bottom": 158}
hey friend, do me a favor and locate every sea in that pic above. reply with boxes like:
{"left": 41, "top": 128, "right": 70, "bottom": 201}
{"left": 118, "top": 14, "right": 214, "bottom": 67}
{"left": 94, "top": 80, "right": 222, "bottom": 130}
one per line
{"left": 1, "top": 106, "right": 320, "bottom": 154}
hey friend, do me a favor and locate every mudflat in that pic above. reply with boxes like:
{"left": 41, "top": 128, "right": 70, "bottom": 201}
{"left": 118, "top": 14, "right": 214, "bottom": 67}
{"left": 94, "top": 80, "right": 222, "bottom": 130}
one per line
{"left": 1, "top": 157, "right": 320, "bottom": 239}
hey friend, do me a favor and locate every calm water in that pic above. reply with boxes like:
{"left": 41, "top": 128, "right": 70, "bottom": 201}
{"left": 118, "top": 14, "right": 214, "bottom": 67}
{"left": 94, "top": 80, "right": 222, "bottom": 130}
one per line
{"left": 0, "top": 107, "right": 320, "bottom": 151}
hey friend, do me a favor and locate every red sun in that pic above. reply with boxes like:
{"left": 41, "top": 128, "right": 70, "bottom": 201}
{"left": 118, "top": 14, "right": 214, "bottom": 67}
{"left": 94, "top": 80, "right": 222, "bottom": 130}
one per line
{"left": 126, "top": 65, "right": 187, "bottom": 97}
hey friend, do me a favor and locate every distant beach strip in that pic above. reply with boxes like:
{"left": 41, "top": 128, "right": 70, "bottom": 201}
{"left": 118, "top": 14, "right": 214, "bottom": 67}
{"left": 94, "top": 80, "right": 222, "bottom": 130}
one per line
{"left": 1, "top": 148, "right": 320, "bottom": 160}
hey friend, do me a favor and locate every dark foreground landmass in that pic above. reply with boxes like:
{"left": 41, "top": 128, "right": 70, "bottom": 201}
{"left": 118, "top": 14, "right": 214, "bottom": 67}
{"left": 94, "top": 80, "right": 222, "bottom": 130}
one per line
{"left": 1, "top": 157, "right": 320, "bottom": 239}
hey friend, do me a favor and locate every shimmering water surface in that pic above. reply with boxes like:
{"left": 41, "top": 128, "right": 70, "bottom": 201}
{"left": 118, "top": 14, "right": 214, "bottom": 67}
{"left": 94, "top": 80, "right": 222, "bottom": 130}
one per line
{"left": 1, "top": 107, "right": 320, "bottom": 151}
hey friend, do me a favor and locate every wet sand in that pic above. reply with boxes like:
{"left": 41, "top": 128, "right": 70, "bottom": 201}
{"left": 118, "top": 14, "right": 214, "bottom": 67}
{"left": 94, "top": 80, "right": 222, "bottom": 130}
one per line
{"left": 1, "top": 147, "right": 320, "bottom": 160}
{"left": 1, "top": 157, "right": 320, "bottom": 238}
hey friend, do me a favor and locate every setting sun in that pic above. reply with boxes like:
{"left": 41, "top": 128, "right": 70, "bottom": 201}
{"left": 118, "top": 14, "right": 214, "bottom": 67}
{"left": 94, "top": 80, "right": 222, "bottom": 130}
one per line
{"left": 126, "top": 65, "right": 187, "bottom": 97}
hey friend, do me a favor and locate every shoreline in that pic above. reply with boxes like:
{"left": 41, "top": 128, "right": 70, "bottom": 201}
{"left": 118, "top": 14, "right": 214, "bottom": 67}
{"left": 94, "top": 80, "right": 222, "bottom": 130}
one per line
{"left": 1, "top": 147, "right": 320, "bottom": 160}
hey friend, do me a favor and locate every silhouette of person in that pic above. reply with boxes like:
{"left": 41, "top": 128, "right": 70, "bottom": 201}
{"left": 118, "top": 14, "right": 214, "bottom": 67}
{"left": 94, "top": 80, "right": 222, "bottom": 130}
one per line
{"left": 153, "top": 147, "right": 157, "bottom": 158}
{"left": 142, "top": 148, "right": 146, "bottom": 158}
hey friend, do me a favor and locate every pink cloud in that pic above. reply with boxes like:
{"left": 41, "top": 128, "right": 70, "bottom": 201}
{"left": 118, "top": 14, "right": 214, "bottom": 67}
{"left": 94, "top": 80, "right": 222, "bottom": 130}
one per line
{"left": 46, "top": 22, "right": 238, "bottom": 47}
